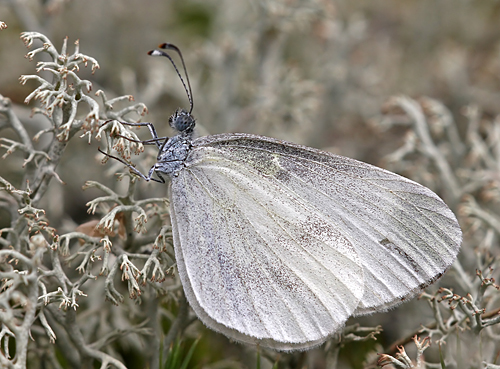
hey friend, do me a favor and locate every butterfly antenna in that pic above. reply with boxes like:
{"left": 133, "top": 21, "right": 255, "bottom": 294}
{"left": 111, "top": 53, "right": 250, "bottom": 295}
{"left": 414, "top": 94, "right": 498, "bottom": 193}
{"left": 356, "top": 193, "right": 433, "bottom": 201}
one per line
{"left": 148, "top": 43, "right": 194, "bottom": 114}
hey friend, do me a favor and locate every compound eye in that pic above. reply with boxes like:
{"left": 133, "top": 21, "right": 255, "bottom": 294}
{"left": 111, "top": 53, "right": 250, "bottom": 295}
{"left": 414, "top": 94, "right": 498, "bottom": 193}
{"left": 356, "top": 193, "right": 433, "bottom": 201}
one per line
{"left": 170, "top": 109, "right": 195, "bottom": 133}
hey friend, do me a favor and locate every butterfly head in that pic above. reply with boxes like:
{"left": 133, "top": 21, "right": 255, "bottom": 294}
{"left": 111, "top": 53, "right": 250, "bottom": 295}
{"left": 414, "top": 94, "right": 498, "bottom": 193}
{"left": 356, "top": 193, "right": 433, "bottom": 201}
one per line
{"left": 149, "top": 43, "right": 195, "bottom": 137}
{"left": 169, "top": 108, "right": 195, "bottom": 134}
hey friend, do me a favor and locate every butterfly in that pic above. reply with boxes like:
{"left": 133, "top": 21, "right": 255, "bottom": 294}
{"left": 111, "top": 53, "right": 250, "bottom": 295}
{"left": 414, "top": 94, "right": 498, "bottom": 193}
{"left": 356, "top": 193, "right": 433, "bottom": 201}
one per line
{"left": 100, "top": 43, "right": 462, "bottom": 351}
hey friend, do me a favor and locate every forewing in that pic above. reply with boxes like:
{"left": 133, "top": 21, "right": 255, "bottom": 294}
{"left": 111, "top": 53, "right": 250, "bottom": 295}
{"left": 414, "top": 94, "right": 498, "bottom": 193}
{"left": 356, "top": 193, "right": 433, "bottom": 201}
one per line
{"left": 185, "top": 133, "right": 462, "bottom": 316}
{"left": 170, "top": 142, "right": 365, "bottom": 351}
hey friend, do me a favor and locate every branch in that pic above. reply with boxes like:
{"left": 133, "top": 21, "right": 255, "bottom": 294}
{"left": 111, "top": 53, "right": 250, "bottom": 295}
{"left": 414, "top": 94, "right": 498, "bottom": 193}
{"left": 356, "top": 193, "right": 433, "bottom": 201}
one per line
{"left": 390, "top": 96, "right": 462, "bottom": 202}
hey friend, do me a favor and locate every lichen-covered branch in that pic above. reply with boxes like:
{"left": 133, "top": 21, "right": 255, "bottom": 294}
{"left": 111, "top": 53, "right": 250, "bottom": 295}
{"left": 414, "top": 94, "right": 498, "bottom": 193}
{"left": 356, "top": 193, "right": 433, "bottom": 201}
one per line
{"left": 0, "top": 32, "right": 176, "bottom": 369}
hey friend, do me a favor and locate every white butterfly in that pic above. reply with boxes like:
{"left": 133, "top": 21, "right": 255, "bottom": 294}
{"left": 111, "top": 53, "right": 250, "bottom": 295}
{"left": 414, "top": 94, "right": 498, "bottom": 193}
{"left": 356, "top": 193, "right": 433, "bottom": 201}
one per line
{"left": 102, "top": 44, "right": 462, "bottom": 351}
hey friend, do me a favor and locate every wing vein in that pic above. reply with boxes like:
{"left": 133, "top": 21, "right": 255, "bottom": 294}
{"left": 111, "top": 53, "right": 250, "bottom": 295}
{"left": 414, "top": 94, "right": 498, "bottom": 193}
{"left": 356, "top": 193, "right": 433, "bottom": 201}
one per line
{"left": 186, "top": 168, "right": 314, "bottom": 340}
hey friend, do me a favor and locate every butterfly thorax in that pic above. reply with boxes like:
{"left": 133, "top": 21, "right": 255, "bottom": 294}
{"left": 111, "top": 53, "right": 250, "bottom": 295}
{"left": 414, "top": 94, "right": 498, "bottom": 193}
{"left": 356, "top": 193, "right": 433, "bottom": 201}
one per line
{"left": 154, "top": 132, "right": 193, "bottom": 178}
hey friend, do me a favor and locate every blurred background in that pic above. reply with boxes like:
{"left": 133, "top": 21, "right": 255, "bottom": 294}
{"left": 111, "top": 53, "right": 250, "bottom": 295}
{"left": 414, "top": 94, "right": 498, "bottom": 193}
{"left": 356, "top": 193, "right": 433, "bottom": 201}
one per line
{"left": 1, "top": 1, "right": 500, "bottom": 368}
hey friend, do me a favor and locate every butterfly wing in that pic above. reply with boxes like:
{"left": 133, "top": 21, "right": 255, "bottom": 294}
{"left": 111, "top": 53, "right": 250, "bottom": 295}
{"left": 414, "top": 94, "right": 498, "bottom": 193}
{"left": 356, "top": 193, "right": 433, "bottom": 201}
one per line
{"left": 170, "top": 139, "right": 365, "bottom": 351}
{"left": 170, "top": 133, "right": 461, "bottom": 350}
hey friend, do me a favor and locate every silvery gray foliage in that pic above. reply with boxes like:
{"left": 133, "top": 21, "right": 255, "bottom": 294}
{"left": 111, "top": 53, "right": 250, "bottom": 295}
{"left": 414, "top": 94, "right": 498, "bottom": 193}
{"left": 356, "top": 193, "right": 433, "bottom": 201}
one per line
{"left": 370, "top": 97, "right": 500, "bottom": 368}
{"left": 0, "top": 33, "right": 163, "bottom": 369}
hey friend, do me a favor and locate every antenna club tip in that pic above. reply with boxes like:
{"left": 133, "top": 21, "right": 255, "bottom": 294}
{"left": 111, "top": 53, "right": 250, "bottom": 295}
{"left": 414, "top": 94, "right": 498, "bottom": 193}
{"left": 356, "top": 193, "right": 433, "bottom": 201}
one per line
{"left": 159, "top": 43, "right": 179, "bottom": 51}
{"left": 148, "top": 50, "right": 163, "bottom": 56}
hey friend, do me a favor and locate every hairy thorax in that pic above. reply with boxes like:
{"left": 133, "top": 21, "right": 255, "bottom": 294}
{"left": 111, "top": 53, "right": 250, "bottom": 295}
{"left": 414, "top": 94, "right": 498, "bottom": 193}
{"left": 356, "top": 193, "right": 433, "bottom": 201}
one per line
{"left": 155, "top": 133, "right": 192, "bottom": 177}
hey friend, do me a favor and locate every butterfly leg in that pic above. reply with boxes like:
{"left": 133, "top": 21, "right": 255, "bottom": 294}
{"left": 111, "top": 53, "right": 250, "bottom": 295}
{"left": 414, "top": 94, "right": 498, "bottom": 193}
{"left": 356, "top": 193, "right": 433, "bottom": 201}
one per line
{"left": 149, "top": 165, "right": 166, "bottom": 184}
{"left": 98, "top": 148, "right": 164, "bottom": 183}
{"left": 102, "top": 120, "right": 168, "bottom": 149}
{"left": 119, "top": 121, "right": 165, "bottom": 149}
{"left": 114, "top": 134, "right": 169, "bottom": 146}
